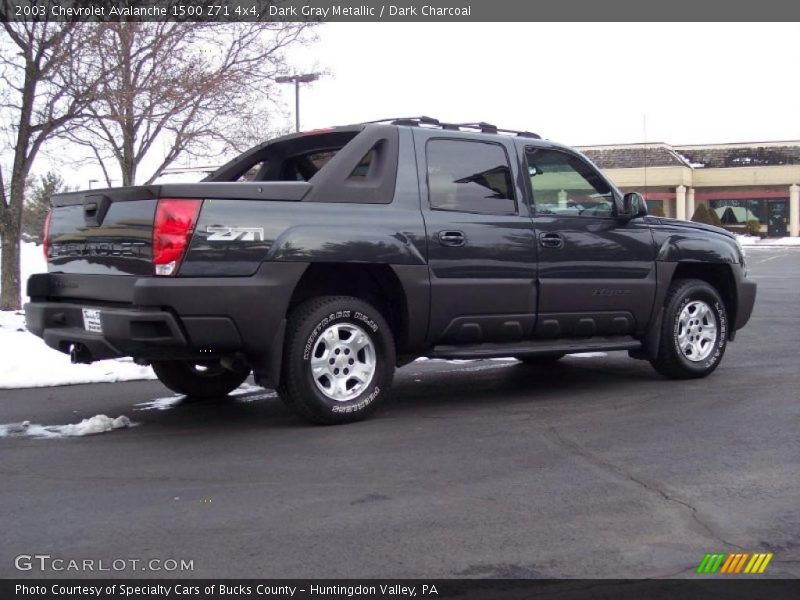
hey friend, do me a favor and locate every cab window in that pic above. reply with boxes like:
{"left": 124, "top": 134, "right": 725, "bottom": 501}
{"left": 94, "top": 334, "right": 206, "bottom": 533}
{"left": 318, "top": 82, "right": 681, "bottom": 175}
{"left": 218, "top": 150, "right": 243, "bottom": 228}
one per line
{"left": 526, "top": 148, "right": 614, "bottom": 218}
{"left": 426, "top": 139, "right": 516, "bottom": 215}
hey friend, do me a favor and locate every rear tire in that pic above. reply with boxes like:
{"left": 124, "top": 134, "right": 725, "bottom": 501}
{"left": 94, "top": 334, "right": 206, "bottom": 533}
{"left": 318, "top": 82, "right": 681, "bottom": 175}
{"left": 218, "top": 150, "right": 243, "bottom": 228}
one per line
{"left": 151, "top": 360, "right": 250, "bottom": 398}
{"left": 517, "top": 353, "right": 565, "bottom": 365}
{"left": 650, "top": 278, "right": 728, "bottom": 379}
{"left": 278, "top": 296, "right": 395, "bottom": 425}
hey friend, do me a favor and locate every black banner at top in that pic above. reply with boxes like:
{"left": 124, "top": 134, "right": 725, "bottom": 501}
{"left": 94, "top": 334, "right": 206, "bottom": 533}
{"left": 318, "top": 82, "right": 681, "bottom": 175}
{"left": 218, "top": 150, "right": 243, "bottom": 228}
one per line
{"left": 2, "top": 0, "right": 800, "bottom": 22}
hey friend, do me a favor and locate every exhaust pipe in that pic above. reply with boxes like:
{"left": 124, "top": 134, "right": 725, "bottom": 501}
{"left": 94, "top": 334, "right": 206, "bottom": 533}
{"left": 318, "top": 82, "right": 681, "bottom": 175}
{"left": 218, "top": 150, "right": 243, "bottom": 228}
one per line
{"left": 69, "top": 343, "right": 93, "bottom": 364}
{"left": 221, "top": 355, "right": 248, "bottom": 373}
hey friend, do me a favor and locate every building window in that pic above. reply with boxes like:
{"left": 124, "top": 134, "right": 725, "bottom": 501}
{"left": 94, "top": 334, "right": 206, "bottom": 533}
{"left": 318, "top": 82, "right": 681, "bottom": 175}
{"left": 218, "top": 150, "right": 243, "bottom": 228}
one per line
{"left": 709, "top": 198, "right": 784, "bottom": 225}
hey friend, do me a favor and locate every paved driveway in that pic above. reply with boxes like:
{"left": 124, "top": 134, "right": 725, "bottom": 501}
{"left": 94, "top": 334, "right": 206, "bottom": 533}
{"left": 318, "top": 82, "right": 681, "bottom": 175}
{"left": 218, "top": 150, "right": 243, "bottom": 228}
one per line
{"left": 1, "top": 248, "right": 798, "bottom": 579}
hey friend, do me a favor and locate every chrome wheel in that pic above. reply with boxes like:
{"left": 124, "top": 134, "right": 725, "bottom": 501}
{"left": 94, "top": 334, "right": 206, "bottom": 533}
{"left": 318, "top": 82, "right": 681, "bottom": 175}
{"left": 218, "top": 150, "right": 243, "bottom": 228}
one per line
{"left": 677, "top": 300, "right": 718, "bottom": 362}
{"left": 309, "top": 323, "right": 376, "bottom": 402}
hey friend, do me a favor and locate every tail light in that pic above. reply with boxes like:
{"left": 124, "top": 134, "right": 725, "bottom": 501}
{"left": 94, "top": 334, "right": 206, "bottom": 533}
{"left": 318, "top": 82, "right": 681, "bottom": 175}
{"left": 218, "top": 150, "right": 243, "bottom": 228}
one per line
{"left": 152, "top": 198, "right": 202, "bottom": 276}
{"left": 43, "top": 210, "right": 52, "bottom": 259}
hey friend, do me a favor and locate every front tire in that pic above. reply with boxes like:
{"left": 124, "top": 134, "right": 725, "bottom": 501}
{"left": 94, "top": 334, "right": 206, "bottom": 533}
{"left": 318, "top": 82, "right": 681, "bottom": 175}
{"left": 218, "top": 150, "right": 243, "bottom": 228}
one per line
{"left": 278, "top": 296, "right": 395, "bottom": 425}
{"left": 151, "top": 360, "right": 250, "bottom": 398}
{"left": 650, "top": 279, "right": 728, "bottom": 379}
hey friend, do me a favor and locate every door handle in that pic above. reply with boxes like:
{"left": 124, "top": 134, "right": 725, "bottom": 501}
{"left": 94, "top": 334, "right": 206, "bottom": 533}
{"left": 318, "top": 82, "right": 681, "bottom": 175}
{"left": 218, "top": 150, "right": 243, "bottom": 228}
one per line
{"left": 438, "top": 230, "right": 466, "bottom": 247}
{"left": 539, "top": 233, "right": 565, "bottom": 249}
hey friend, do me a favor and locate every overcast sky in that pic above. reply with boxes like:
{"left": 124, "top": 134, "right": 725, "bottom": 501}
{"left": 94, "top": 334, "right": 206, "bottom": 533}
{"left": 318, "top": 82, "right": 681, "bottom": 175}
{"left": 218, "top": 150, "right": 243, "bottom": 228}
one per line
{"left": 286, "top": 22, "right": 800, "bottom": 146}
{"left": 48, "top": 22, "right": 800, "bottom": 187}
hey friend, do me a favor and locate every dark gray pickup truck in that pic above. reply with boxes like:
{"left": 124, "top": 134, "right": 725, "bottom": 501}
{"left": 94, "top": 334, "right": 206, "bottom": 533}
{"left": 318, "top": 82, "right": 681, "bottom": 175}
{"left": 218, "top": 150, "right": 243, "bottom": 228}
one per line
{"left": 25, "top": 117, "right": 757, "bottom": 424}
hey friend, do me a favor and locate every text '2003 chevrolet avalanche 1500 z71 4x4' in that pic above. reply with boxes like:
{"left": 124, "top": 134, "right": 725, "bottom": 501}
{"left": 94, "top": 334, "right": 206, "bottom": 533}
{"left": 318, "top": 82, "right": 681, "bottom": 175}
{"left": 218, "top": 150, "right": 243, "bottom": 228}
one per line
{"left": 25, "top": 117, "right": 757, "bottom": 424}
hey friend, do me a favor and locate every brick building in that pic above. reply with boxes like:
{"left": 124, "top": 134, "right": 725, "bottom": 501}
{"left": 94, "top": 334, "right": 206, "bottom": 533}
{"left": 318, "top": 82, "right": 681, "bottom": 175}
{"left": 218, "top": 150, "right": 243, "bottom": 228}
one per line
{"left": 577, "top": 140, "right": 800, "bottom": 237}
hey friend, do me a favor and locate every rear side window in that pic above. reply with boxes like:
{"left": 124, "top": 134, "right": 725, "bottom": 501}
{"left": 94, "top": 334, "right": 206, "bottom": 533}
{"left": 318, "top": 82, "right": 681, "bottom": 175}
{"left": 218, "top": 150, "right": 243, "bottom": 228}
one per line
{"left": 236, "top": 160, "right": 267, "bottom": 181}
{"left": 348, "top": 149, "right": 374, "bottom": 179}
{"left": 426, "top": 139, "right": 515, "bottom": 214}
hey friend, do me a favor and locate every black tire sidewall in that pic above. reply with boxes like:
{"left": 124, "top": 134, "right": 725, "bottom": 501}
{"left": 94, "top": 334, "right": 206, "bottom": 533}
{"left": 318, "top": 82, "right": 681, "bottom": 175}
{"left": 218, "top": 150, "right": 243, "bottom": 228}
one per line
{"left": 152, "top": 360, "right": 250, "bottom": 398}
{"left": 667, "top": 283, "right": 727, "bottom": 373}
{"left": 289, "top": 299, "right": 395, "bottom": 422}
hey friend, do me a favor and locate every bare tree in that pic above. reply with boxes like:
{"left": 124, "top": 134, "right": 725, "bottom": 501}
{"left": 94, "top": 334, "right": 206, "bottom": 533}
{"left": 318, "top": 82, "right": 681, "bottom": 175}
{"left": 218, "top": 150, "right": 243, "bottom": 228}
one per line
{"left": 0, "top": 18, "right": 99, "bottom": 310}
{"left": 23, "top": 170, "right": 66, "bottom": 244}
{"left": 69, "top": 22, "right": 315, "bottom": 187}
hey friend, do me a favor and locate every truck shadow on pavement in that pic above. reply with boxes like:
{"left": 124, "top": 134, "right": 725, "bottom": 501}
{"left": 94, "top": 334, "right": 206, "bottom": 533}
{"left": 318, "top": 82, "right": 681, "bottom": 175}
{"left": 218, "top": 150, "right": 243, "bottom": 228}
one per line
{"left": 128, "top": 355, "right": 666, "bottom": 432}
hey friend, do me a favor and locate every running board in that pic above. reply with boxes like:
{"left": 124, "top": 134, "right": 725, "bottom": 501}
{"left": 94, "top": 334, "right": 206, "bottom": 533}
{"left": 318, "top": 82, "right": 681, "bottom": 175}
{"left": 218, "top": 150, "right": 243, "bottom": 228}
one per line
{"left": 429, "top": 336, "right": 641, "bottom": 360}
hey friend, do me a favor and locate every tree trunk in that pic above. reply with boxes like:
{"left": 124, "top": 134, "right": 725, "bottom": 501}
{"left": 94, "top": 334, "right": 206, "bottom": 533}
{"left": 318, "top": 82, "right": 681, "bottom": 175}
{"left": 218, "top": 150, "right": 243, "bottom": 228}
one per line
{"left": 0, "top": 231, "right": 22, "bottom": 311}
{"left": 2, "top": 144, "right": 30, "bottom": 313}
{"left": 1, "top": 52, "right": 36, "bottom": 312}
{"left": 2, "top": 119, "right": 33, "bottom": 312}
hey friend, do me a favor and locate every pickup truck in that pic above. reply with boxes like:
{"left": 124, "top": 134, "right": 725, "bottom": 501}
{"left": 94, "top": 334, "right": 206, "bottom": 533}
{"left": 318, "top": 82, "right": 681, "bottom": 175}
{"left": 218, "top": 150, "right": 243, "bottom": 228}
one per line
{"left": 25, "top": 117, "right": 757, "bottom": 424}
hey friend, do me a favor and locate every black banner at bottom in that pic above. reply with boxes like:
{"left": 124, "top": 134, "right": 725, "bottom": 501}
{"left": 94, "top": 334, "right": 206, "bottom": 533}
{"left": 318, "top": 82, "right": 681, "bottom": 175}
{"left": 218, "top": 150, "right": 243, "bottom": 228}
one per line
{"left": 4, "top": 579, "right": 800, "bottom": 600}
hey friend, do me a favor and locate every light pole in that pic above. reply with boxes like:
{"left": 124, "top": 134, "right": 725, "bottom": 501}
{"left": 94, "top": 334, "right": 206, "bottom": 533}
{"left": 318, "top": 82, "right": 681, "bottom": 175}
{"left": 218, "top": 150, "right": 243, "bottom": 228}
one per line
{"left": 276, "top": 73, "right": 320, "bottom": 132}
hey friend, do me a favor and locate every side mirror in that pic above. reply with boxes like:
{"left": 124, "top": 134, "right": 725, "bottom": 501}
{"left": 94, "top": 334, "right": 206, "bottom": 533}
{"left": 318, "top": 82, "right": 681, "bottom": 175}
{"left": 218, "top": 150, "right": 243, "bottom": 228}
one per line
{"left": 619, "top": 192, "right": 648, "bottom": 220}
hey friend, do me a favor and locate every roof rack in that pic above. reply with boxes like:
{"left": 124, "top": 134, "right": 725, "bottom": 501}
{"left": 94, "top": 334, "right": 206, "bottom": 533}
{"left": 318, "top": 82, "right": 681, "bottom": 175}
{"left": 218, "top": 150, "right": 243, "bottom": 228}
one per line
{"left": 364, "top": 116, "right": 440, "bottom": 126}
{"left": 363, "top": 116, "right": 541, "bottom": 139}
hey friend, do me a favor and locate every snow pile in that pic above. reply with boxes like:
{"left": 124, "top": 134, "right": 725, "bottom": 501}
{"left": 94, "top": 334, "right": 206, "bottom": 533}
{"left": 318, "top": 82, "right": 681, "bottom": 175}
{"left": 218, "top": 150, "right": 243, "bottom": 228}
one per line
{"left": 674, "top": 152, "right": 705, "bottom": 169}
{"left": 134, "top": 394, "right": 184, "bottom": 411}
{"left": 414, "top": 357, "right": 518, "bottom": 364}
{"left": 0, "top": 414, "right": 134, "bottom": 439}
{"left": 230, "top": 383, "right": 278, "bottom": 402}
{"left": 765, "top": 237, "right": 800, "bottom": 246}
{"left": 0, "top": 241, "right": 157, "bottom": 389}
{"left": 736, "top": 234, "right": 800, "bottom": 247}
{"left": 134, "top": 384, "right": 277, "bottom": 411}
{"left": 0, "top": 239, "right": 47, "bottom": 306}
{"left": 735, "top": 235, "right": 761, "bottom": 246}
{"left": 0, "top": 311, "right": 157, "bottom": 388}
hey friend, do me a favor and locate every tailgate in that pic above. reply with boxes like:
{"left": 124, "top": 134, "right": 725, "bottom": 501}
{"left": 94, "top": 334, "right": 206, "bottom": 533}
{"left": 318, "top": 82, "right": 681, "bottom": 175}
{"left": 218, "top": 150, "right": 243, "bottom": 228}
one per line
{"left": 46, "top": 182, "right": 311, "bottom": 277}
{"left": 48, "top": 187, "right": 158, "bottom": 276}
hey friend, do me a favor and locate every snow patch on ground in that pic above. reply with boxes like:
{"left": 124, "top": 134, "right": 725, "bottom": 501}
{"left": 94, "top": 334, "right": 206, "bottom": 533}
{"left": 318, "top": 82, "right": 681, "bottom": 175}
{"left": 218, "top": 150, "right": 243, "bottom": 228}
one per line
{"left": 763, "top": 237, "right": 800, "bottom": 246}
{"left": 0, "top": 311, "right": 157, "bottom": 388}
{"left": 415, "top": 357, "right": 519, "bottom": 364}
{"left": 134, "top": 395, "right": 184, "bottom": 411}
{"left": 134, "top": 383, "right": 276, "bottom": 411}
{"left": 0, "top": 241, "right": 157, "bottom": 389}
{"left": 230, "top": 383, "right": 278, "bottom": 402}
{"left": 1, "top": 239, "right": 47, "bottom": 306}
{"left": 453, "top": 362, "right": 517, "bottom": 374}
{"left": 20, "top": 240, "right": 46, "bottom": 300}
{"left": 735, "top": 235, "right": 759, "bottom": 246}
{"left": 0, "top": 414, "right": 134, "bottom": 439}
{"left": 736, "top": 234, "right": 800, "bottom": 247}
{"left": 569, "top": 352, "right": 608, "bottom": 358}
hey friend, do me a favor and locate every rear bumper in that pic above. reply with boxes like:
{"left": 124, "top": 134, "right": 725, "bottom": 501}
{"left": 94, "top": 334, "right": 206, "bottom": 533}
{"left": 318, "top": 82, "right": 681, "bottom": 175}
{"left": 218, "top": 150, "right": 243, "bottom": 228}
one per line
{"left": 24, "top": 263, "right": 308, "bottom": 378}
{"left": 24, "top": 302, "right": 238, "bottom": 361}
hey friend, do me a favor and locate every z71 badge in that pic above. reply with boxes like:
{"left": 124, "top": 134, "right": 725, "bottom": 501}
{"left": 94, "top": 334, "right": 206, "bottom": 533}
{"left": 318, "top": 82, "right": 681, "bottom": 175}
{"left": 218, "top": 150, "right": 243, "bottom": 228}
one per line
{"left": 206, "top": 226, "right": 265, "bottom": 242}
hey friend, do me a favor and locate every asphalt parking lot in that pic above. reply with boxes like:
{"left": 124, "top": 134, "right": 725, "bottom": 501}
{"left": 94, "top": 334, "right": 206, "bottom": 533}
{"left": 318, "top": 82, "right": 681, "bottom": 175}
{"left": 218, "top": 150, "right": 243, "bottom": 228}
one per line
{"left": 1, "top": 248, "right": 798, "bottom": 580}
